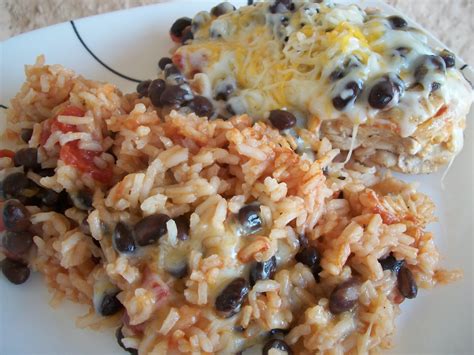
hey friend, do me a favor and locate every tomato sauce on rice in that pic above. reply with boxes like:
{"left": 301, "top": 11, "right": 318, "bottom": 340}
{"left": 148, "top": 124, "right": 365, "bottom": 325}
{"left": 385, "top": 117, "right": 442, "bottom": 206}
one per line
{"left": 0, "top": 56, "right": 463, "bottom": 354}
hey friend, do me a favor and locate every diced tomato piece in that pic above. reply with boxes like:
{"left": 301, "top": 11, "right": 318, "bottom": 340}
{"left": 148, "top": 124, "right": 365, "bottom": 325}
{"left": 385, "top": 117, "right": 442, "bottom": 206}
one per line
{"left": 40, "top": 121, "right": 52, "bottom": 146}
{"left": 50, "top": 119, "right": 77, "bottom": 135}
{"left": 0, "top": 149, "right": 15, "bottom": 159}
{"left": 90, "top": 167, "right": 113, "bottom": 184}
{"left": 153, "top": 286, "right": 170, "bottom": 306}
{"left": 122, "top": 313, "right": 145, "bottom": 334}
{"left": 60, "top": 141, "right": 113, "bottom": 184}
{"left": 172, "top": 51, "right": 206, "bottom": 77}
{"left": 171, "top": 53, "right": 184, "bottom": 70}
{"left": 435, "top": 105, "right": 448, "bottom": 118}
{"left": 142, "top": 269, "right": 170, "bottom": 306}
{"left": 39, "top": 106, "right": 111, "bottom": 184}
{"left": 366, "top": 190, "right": 400, "bottom": 225}
{"left": 373, "top": 205, "right": 400, "bottom": 225}
{"left": 121, "top": 272, "right": 170, "bottom": 329}
{"left": 40, "top": 106, "right": 85, "bottom": 145}
{"left": 58, "top": 106, "right": 86, "bottom": 117}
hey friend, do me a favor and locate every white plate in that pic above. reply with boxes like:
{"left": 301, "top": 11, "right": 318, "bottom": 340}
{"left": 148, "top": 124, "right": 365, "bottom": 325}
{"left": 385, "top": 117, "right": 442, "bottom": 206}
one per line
{"left": 0, "top": 1, "right": 472, "bottom": 354}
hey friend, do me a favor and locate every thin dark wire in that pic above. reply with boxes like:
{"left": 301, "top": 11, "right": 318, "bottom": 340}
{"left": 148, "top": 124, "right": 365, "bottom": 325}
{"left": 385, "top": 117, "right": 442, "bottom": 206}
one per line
{"left": 0, "top": 104, "right": 8, "bottom": 109}
{"left": 70, "top": 21, "right": 143, "bottom": 83}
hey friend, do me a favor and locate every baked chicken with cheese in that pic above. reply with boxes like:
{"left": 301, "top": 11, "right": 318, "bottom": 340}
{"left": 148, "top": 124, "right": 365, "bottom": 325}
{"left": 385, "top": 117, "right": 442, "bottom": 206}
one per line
{"left": 152, "top": 0, "right": 473, "bottom": 173}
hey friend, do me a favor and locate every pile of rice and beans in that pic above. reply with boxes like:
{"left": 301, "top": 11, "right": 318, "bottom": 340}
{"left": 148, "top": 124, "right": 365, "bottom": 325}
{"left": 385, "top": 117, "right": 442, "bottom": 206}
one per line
{"left": 0, "top": 3, "right": 463, "bottom": 355}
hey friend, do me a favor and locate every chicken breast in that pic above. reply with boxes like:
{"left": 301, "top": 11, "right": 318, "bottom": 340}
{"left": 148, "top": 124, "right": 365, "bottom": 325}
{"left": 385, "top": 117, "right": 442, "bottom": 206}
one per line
{"left": 165, "top": 0, "right": 473, "bottom": 173}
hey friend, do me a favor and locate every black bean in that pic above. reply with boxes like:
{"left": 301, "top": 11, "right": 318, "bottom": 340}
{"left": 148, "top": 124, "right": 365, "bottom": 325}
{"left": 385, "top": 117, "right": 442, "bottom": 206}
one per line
{"left": 298, "top": 234, "right": 309, "bottom": 248}
{"left": 215, "top": 277, "right": 249, "bottom": 315}
{"left": 269, "top": 109, "right": 296, "bottom": 130}
{"left": 53, "top": 190, "right": 73, "bottom": 214}
{"left": 431, "top": 82, "right": 441, "bottom": 92}
{"left": 332, "top": 81, "right": 362, "bottom": 110}
{"left": 181, "top": 26, "right": 194, "bottom": 45}
{"left": 280, "top": 16, "right": 289, "bottom": 26}
{"left": 170, "top": 17, "right": 192, "bottom": 39}
{"left": 37, "top": 188, "right": 59, "bottom": 207}
{"left": 191, "top": 11, "right": 211, "bottom": 32}
{"left": 20, "top": 128, "right": 33, "bottom": 143}
{"left": 134, "top": 214, "right": 170, "bottom": 246}
{"left": 397, "top": 265, "right": 418, "bottom": 299}
{"left": 368, "top": 76, "right": 404, "bottom": 109}
{"left": 116, "top": 327, "right": 138, "bottom": 355}
{"left": 238, "top": 205, "right": 262, "bottom": 235}
{"left": 99, "top": 292, "right": 123, "bottom": 316}
{"left": 36, "top": 168, "right": 55, "bottom": 177}
{"left": 440, "top": 49, "right": 456, "bottom": 68}
{"left": 329, "top": 68, "right": 345, "bottom": 81}
{"left": 113, "top": 222, "right": 136, "bottom": 254}
{"left": 136, "top": 80, "right": 151, "bottom": 98}
{"left": 13, "top": 148, "right": 39, "bottom": 170}
{"left": 262, "top": 339, "right": 293, "bottom": 355}
{"left": 378, "top": 254, "right": 404, "bottom": 274}
{"left": 20, "top": 195, "right": 41, "bottom": 211}
{"left": 188, "top": 96, "right": 214, "bottom": 117}
{"left": 80, "top": 218, "right": 91, "bottom": 236}
{"left": 160, "top": 85, "right": 189, "bottom": 107}
{"left": 387, "top": 15, "right": 408, "bottom": 29}
{"left": 268, "top": 328, "right": 290, "bottom": 336}
{"left": 158, "top": 57, "right": 173, "bottom": 71}
{"left": 71, "top": 189, "right": 93, "bottom": 211}
{"left": 164, "top": 64, "right": 181, "bottom": 78}
{"left": 2, "top": 230, "right": 34, "bottom": 258}
{"left": 166, "top": 262, "right": 188, "bottom": 279}
{"left": 211, "top": 2, "right": 236, "bottom": 17}
{"left": 329, "top": 278, "right": 360, "bottom": 314}
{"left": 174, "top": 214, "right": 190, "bottom": 241}
{"left": 312, "top": 265, "right": 323, "bottom": 282}
{"left": 2, "top": 199, "right": 30, "bottom": 232}
{"left": 414, "top": 55, "right": 446, "bottom": 84}
{"left": 215, "top": 83, "right": 235, "bottom": 101}
{"left": 148, "top": 79, "right": 167, "bottom": 107}
{"left": 1, "top": 258, "right": 30, "bottom": 285}
{"left": 234, "top": 325, "right": 245, "bottom": 332}
{"left": 269, "top": 0, "right": 294, "bottom": 14}
{"left": 395, "top": 46, "right": 411, "bottom": 58}
{"left": 296, "top": 246, "right": 322, "bottom": 281}
{"left": 249, "top": 255, "right": 277, "bottom": 286}
{"left": 329, "top": 57, "right": 360, "bottom": 82}
{"left": 295, "top": 246, "right": 320, "bottom": 269}
{"left": 0, "top": 173, "right": 40, "bottom": 204}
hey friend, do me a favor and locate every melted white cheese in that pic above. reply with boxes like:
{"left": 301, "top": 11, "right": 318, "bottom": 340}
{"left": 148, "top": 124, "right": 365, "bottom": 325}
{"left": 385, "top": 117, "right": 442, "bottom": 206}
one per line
{"left": 174, "top": 0, "right": 473, "bottom": 142}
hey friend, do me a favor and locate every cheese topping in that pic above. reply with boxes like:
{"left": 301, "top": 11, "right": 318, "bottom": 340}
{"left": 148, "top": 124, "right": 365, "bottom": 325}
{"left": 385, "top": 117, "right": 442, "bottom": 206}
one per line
{"left": 174, "top": 0, "right": 472, "bottom": 139}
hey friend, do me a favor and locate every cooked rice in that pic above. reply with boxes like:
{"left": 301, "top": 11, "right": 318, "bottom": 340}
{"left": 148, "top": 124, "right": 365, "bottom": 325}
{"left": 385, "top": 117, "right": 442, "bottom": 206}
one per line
{"left": 0, "top": 58, "right": 462, "bottom": 354}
